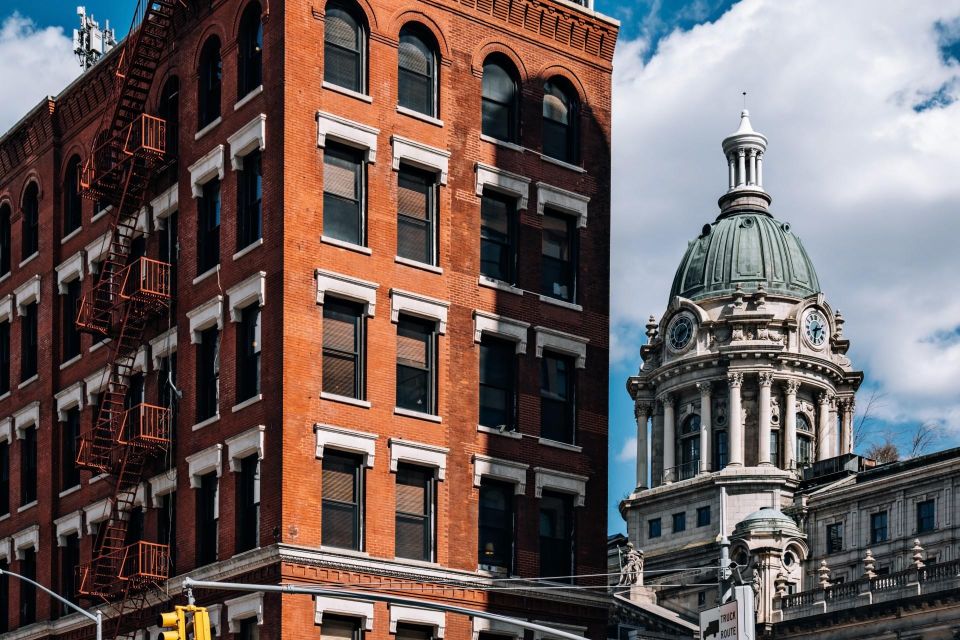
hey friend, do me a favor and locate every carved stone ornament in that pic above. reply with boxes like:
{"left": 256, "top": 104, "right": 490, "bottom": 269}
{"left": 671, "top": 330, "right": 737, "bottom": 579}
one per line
{"left": 697, "top": 382, "right": 712, "bottom": 398}
{"left": 714, "top": 398, "right": 728, "bottom": 426}
{"left": 635, "top": 401, "right": 654, "bottom": 420}
{"left": 617, "top": 543, "right": 645, "bottom": 586}
{"left": 770, "top": 396, "right": 781, "bottom": 424}
{"left": 784, "top": 379, "right": 801, "bottom": 395}
{"left": 727, "top": 371, "right": 744, "bottom": 387}
{"left": 758, "top": 372, "right": 774, "bottom": 387}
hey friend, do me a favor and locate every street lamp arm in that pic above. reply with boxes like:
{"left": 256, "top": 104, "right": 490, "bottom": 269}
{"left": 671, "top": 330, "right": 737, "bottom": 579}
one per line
{"left": 0, "top": 569, "right": 102, "bottom": 640}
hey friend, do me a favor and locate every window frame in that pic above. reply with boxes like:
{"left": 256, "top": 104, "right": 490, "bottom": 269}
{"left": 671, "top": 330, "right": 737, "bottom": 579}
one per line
{"left": 62, "top": 278, "right": 82, "bottom": 362}
{"left": 236, "top": 305, "right": 261, "bottom": 403}
{"left": 479, "top": 191, "right": 518, "bottom": 284}
{"left": 322, "top": 142, "right": 367, "bottom": 247}
{"left": 648, "top": 518, "right": 661, "bottom": 539}
{"left": 324, "top": 1, "right": 368, "bottom": 94}
{"left": 237, "top": 2, "right": 264, "bottom": 100}
{"left": 60, "top": 407, "right": 81, "bottom": 491}
{"left": 397, "top": 25, "right": 439, "bottom": 117}
{"left": 237, "top": 149, "right": 263, "bottom": 250}
{"left": 322, "top": 297, "right": 366, "bottom": 401}
{"left": 0, "top": 441, "right": 9, "bottom": 516}
{"left": 870, "top": 510, "right": 888, "bottom": 544}
{"left": 21, "top": 182, "right": 39, "bottom": 259}
{"left": 396, "top": 164, "right": 439, "bottom": 266}
{"left": 696, "top": 505, "right": 711, "bottom": 528}
{"left": 196, "top": 471, "right": 219, "bottom": 565}
{"left": 63, "top": 156, "right": 83, "bottom": 236}
{"left": 481, "top": 56, "right": 519, "bottom": 143}
{"left": 20, "top": 302, "right": 38, "bottom": 382}
{"left": 197, "top": 178, "right": 221, "bottom": 274}
{"left": 478, "top": 477, "right": 515, "bottom": 573}
{"left": 195, "top": 326, "right": 221, "bottom": 422}
{"left": 322, "top": 449, "right": 365, "bottom": 551}
{"left": 917, "top": 499, "right": 935, "bottom": 534}
{"left": 235, "top": 454, "right": 261, "bottom": 553}
{"left": 672, "top": 512, "right": 686, "bottom": 533}
{"left": 478, "top": 335, "right": 517, "bottom": 433}
{"left": 539, "top": 351, "right": 576, "bottom": 444}
{"left": 0, "top": 203, "right": 10, "bottom": 276}
{"left": 541, "top": 209, "right": 578, "bottom": 303}
{"left": 395, "top": 315, "right": 438, "bottom": 416}
{"left": 542, "top": 78, "right": 579, "bottom": 164}
{"left": 539, "top": 490, "right": 575, "bottom": 581}
{"left": 394, "top": 463, "right": 436, "bottom": 562}
{"left": 198, "top": 36, "right": 223, "bottom": 129}
{"left": 826, "top": 522, "right": 843, "bottom": 554}
{"left": 20, "top": 427, "right": 37, "bottom": 505}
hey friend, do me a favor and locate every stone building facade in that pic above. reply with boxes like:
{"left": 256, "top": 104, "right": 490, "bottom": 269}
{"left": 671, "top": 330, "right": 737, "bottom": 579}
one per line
{"left": 0, "top": 0, "right": 617, "bottom": 638}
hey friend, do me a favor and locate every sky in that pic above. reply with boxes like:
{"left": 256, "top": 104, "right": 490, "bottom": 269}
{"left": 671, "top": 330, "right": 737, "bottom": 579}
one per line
{"left": 1, "top": 0, "right": 960, "bottom": 535}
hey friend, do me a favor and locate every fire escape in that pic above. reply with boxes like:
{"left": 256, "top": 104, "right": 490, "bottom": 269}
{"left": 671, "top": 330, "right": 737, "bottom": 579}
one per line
{"left": 73, "top": 0, "right": 183, "bottom": 633}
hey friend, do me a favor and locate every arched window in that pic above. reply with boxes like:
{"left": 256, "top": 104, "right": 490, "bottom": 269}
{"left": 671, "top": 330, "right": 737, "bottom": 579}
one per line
{"left": 21, "top": 182, "right": 39, "bottom": 258}
{"left": 198, "top": 36, "right": 222, "bottom": 129}
{"left": 158, "top": 76, "right": 180, "bottom": 159}
{"left": 398, "top": 25, "right": 437, "bottom": 117}
{"left": 63, "top": 156, "right": 82, "bottom": 237}
{"left": 797, "top": 414, "right": 813, "bottom": 467}
{"left": 542, "top": 78, "right": 579, "bottom": 164}
{"left": 238, "top": 2, "right": 263, "bottom": 99}
{"left": 324, "top": 1, "right": 366, "bottom": 93}
{"left": 481, "top": 56, "right": 519, "bottom": 143}
{"left": 0, "top": 203, "right": 10, "bottom": 276}
{"left": 678, "top": 414, "right": 701, "bottom": 480}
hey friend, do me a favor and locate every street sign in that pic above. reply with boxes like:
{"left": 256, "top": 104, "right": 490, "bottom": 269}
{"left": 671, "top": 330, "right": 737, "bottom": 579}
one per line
{"left": 700, "top": 594, "right": 754, "bottom": 640}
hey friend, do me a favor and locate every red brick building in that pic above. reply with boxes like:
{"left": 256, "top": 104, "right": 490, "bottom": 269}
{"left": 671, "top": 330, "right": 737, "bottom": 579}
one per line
{"left": 0, "top": 0, "right": 617, "bottom": 638}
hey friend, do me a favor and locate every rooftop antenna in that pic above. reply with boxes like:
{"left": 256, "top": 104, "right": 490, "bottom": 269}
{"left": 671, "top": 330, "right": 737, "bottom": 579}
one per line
{"left": 742, "top": 91, "right": 748, "bottom": 109}
{"left": 73, "top": 6, "right": 117, "bottom": 72}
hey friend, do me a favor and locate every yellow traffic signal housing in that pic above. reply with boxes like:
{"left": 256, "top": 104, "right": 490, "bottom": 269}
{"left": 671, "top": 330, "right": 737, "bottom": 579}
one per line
{"left": 157, "top": 605, "right": 212, "bottom": 640}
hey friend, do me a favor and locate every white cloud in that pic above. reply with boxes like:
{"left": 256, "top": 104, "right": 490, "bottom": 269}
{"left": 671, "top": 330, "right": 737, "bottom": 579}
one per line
{"left": 0, "top": 13, "right": 80, "bottom": 133}
{"left": 617, "top": 437, "right": 638, "bottom": 463}
{"left": 610, "top": 0, "right": 960, "bottom": 436}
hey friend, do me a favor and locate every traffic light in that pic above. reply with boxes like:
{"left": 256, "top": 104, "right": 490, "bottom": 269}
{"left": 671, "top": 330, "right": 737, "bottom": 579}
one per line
{"left": 157, "top": 605, "right": 212, "bottom": 640}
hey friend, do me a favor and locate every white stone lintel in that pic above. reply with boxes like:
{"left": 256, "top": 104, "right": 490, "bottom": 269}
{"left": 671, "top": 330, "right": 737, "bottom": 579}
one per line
{"left": 187, "top": 296, "right": 224, "bottom": 343}
{"left": 390, "top": 605, "right": 445, "bottom": 638}
{"left": 314, "top": 596, "right": 375, "bottom": 631}
{"left": 188, "top": 145, "right": 226, "bottom": 197}
{"left": 56, "top": 252, "right": 85, "bottom": 292}
{"left": 316, "top": 269, "right": 379, "bottom": 317}
{"left": 476, "top": 163, "right": 530, "bottom": 210}
{"left": 225, "top": 425, "right": 266, "bottom": 472}
{"left": 473, "top": 311, "right": 530, "bottom": 354}
{"left": 536, "top": 182, "right": 590, "bottom": 228}
{"left": 390, "top": 289, "right": 449, "bottom": 334}
{"left": 472, "top": 454, "right": 528, "bottom": 495}
{"left": 225, "top": 592, "right": 264, "bottom": 631}
{"left": 392, "top": 135, "right": 450, "bottom": 185}
{"left": 227, "top": 271, "right": 267, "bottom": 321}
{"left": 315, "top": 424, "right": 378, "bottom": 468}
{"left": 55, "top": 381, "right": 85, "bottom": 420}
{"left": 534, "top": 326, "right": 589, "bottom": 369}
{"left": 227, "top": 114, "right": 267, "bottom": 170}
{"left": 534, "top": 467, "right": 588, "bottom": 507}
{"left": 186, "top": 444, "right": 223, "bottom": 487}
{"left": 388, "top": 438, "right": 448, "bottom": 481}
{"left": 317, "top": 111, "right": 379, "bottom": 163}
{"left": 14, "top": 275, "right": 41, "bottom": 314}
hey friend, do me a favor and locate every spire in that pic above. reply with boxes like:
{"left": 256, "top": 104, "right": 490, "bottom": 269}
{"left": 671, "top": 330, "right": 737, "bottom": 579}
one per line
{"left": 718, "top": 109, "right": 771, "bottom": 215}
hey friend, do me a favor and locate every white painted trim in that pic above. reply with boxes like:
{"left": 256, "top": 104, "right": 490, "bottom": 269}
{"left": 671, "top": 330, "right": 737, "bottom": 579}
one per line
{"left": 227, "top": 114, "right": 267, "bottom": 170}
{"left": 188, "top": 145, "right": 226, "bottom": 198}
{"left": 473, "top": 311, "right": 529, "bottom": 354}
{"left": 149, "top": 470, "right": 177, "bottom": 499}
{"left": 186, "top": 444, "right": 223, "bottom": 487}
{"left": 0, "top": 538, "right": 10, "bottom": 564}
{"left": 389, "top": 438, "right": 448, "bottom": 480}
{"left": 389, "top": 605, "right": 445, "bottom": 638}
{"left": 390, "top": 288, "right": 449, "bottom": 334}
{"left": 226, "top": 271, "right": 266, "bottom": 321}
{"left": 225, "top": 425, "right": 265, "bottom": 472}
{"left": 14, "top": 274, "right": 41, "bottom": 314}
{"left": 55, "top": 381, "right": 85, "bottom": 420}
{"left": 0, "top": 295, "right": 11, "bottom": 323}
{"left": 208, "top": 604, "right": 223, "bottom": 637}
{"left": 56, "top": 251, "right": 84, "bottom": 293}
{"left": 187, "top": 296, "right": 223, "bottom": 343}
{"left": 315, "top": 424, "right": 378, "bottom": 468}
{"left": 54, "top": 510, "right": 83, "bottom": 546}
{"left": 472, "top": 454, "right": 528, "bottom": 495}
{"left": 536, "top": 182, "right": 590, "bottom": 228}
{"left": 316, "top": 269, "right": 379, "bottom": 316}
{"left": 150, "top": 184, "right": 179, "bottom": 229}
{"left": 0, "top": 418, "right": 10, "bottom": 444}
{"left": 13, "top": 525, "right": 39, "bottom": 558}
{"left": 225, "top": 592, "right": 264, "bottom": 631}
{"left": 150, "top": 327, "right": 178, "bottom": 368}
{"left": 314, "top": 596, "right": 375, "bottom": 631}
{"left": 534, "top": 326, "right": 589, "bottom": 369}
{"left": 83, "top": 498, "right": 111, "bottom": 534}
{"left": 475, "top": 163, "right": 530, "bottom": 210}
{"left": 85, "top": 366, "right": 110, "bottom": 403}
{"left": 85, "top": 232, "right": 111, "bottom": 272}
{"left": 317, "top": 111, "right": 379, "bottom": 162}
{"left": 533, "top": 467, "right": 588, "bottom": 507}
{"left": 391, "top": 135, "right": 450, "bottom": 185}
{"left": 472, "top": 617, "right": 524, "bottom": 640}
{"left": 13, "top": 401, "right": 40, "bottom": 436}
{"left": 234, "top": 85, "right": 264, "bottom": 111}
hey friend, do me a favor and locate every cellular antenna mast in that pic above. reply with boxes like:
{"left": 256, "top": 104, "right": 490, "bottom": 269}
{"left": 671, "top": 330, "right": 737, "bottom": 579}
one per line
{"left": 73, "top": 6, "right": 117, "bottom": 71}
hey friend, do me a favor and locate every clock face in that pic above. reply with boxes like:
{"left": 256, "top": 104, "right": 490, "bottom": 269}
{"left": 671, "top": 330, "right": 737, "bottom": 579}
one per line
{"left": 668, "top": 314, "right": 695, "bottom": 351}
{"left": 804, "top": 309, "right": 828, "bottom": 347}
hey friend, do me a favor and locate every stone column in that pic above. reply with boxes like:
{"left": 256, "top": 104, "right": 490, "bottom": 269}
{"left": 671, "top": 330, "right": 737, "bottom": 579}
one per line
{"left": 783, "top": 380, "right": 800, "bottom": 470}
{"left": 839, "top": 398, "right": 854, "bottom": 455}
{"left": 728, "top": 154, "right": 736, "bottom": 190}
{"left": 817, "top": 392, "right": 832, "bottom": 461}
{"left": 728, "top": 372, "right": 744, "bottom": 466}
{"left": 758, "top": 372, "right": 774, "bottom": 465}
{"left": 697, "top": 382, "right": 712, "bottom": 474}
{"left": 748, "top": 149, "right": 757, "bottom": 185}
{"left": 635, "top": 401, "right": 653, "bottom": 489}
{"left": 662, "top": 394, "right": 676, "bottom": 482}
{"left": 737, "top": 149, "right": 746, "bottom": 187}
{"left": 756, "top": 151, "right": 764, "bottom": 187}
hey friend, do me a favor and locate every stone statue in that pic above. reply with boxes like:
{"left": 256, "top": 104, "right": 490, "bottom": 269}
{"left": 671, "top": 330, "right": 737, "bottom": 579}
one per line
{"left": 751, "top": 568, "right": 762, "bottom": 611}
{"left": 618, "top": 543, "right": 645, "bottom": 586}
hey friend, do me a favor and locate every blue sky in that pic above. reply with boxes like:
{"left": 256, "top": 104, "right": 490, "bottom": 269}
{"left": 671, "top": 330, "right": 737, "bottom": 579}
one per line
{"left": 3, "top": 0, "right": 960, "bottom": 537}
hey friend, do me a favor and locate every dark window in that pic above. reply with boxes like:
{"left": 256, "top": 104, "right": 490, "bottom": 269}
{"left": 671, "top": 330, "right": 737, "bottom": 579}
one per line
{"left": 21, "top": 301, "right": 37, "bottom": 380}
{"left": 196, "top": 327, "right": 220, "bottom": 422}
{"left": 826, "top": 523, "right": 843, "bottom": 553}
{"left": 21, "top": 182, "right": 39, "bottom": 258}
{"left": 196, "top": 472, "right": 219, "bottom": 565}
{"left": 481, "top": 57, "right": 518, "bottom": 142}
{"left": 20, "top": 426, "right": 37, "bottom": 505}
{"left": 198, "top": 36, "right": 222, "bottom": 129}
{"left": 398, "top": 26, "right": 437, "bottom": 116}
{"left": 540, "top": 352, "right": 575, "bottom": 444}
{"left": 542, "top": 78, "right": 579, "bottom": 164}
{"left": 542, "top": 211, "right": 576, "bottom": 302}
{"left": 397, "top": 166, "right": 438, "bottom": 265}
{"left": 648, "top": 518, "right": 661, "bottom": 539}
{"left": 323, "top": 144, "right": 365, "bottom": 245}
{"left": 158, "top": 491, "right": 177, "bottom": 573}
{"left": 237, "top": 306, "right": 261, "bottom": 402}
{"left": 478, "top": 479, "right": 514, "bottom": 571}
{"left": 159, "top": 211, "right": 178, "bottom": 316}
{"left": 0, "top": 320, "right": 10, "bottom": 394}
{"left": 770, "top": 430, "right": 780, "bottom": 468}
{"left": 672, "top": 512, "right": 686, "bottom": 533}
{"left": 917, "top": 499, "right": 935, "bottom": 533}
{"left": 61, "top": 407, "right": 81, "bottom": 490}
{"left": 479, "top": 192, "right": 516, "bottom": 283}
{"left": 395, "top": 464, "right": 434, "bottom": 561}
{"left": 322, "top": 450, "right": 363, "bottom": 550}
{"left": 678, "top": 414, "right": 700, "bottom": 480}
{"left": 324, "top": 1, "right": 366, "bottom": 92}
{"left": 125, "top": 506, "right": 145, "bottom": 546}
{"left": 0, "top": 560, "right": 7, "bottom": 632}
{"left": 714, "top": 430, "right": 728, "bottom": 471}
{"left": 396, "top": 624, "right": 434, "bottom": 640}
{"left": 19, "top": 548, "right": 36, "bottom": 625}
{"left": 63, "top": 155, "right": 83, "bottom": 236}
{"left": 396, "top": 316, "right": 436, "bottom": 415}
{"left": 197, "top": 179, "right": 221, "bottom": 273}
{"left": 322, "top": 298, "right": 364, "bottom": 399}
{"left": 236, "top": 455, "right": 260, "bottom": 552}
{"left": 239, "top": 618, "right": 260, "bottom": 640}
{"left": 157, "top": 353, "right": 178, "bottom": 463}
{"left": 62, "top": 279, "right": 82, "bottom": 361}
{"left": 320, "top": 615, "right": 362, "bottom": 640}
{"left": 158, "top": 76, "right": 180, "bottom": 161}
{"left": 539, "top": 491, "right": 574, "bottom": 581}
{"left": 238, "top": 2, "right": 263, "bottom": 99}
{"left": 697, "top": 506, "right": 711, "bottom": 527}
{"left": 796, "top": 434, "right": 813, "bottom": 467}
{"left": 870, "top": 511, "right": 888, "bottom": 544}
{"left": 237, "top": 150, "right": 263, "bottom": 249}
{"left": 0, "top": 442, "right": 8, "bottom": 516}
{"left": 479, "top": 336, "right": 516, "bottom": 432}
{"left": 0, "top": 204, "right": 9, "bottom": 275}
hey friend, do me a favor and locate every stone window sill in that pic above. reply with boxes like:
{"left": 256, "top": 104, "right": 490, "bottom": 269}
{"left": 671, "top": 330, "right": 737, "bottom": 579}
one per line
{"left": 322, "top": 81, "right": 372, "bottom": 103}
{"left": 321, "top": 392, "right": 371, "bottom": 409}
{"left": 232, "top": 394, "right": 262, "bottom": 413}
{"left": 61, "top": 227, "right": 83, "bottom": 244}
{"left": 19, "top": 252, "right": 38, "bottom": 269}
{"left": 234, "top": 85, "right": 264, "bottom": 111}
{"left": 17, "top": 500, "right": 37, "bottom": 513}
{"left": 321, "top": 235, "right": 371, "bottom": 255}
{"left": 394, "top": 407, "right": 442, "bottom": 423}
{"left": 539, "top": 294, "right": 582, "bottom": 312}
{"left": 233, "top": 238, "right": 264, "bottom": 261}
{"left": 538, "top": 437, "right": 582, "bottom": 453}
{"left": 478, "top": 276, "right": 523, "bottom": 296}
{"left": 60, "top": 354, "right": 82, "bottom": 370}
{"left": 193, "top": 264, "right": 221, "bottom": 285}
{"left": 192, "top": 413, "right": 221, "bottom": 431}
{"left": 396, "top": 105, "right": 443, "bottom": 127}
{"left": 395, "top": 256, "right": 442, "bottom": 274}
{"left": 477, "top": 424, "right": 522, "bottom": 439}
{"left": 18, "top": 375, "right": 38, "bottom": 390}
{"left": 194, "top": 117, "right": 223, "bottom": 141}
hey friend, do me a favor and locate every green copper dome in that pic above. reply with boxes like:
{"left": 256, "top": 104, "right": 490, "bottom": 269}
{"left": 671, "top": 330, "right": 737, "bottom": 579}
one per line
{"left": 669, "top": 211, "right": 821, "bottom": 303}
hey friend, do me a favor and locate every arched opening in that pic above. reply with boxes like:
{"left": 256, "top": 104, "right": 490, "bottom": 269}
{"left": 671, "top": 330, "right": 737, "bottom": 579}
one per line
{"left": 63, "top": 156, "right": 83, "bottom": 237}
{"left": 542, "top": 77, "right": 579, "bottom": 164}
{"left": 324, "top": 0, "right": 367, "bottom": 93}
{"left": 678, "top": 413, "right": 701, "bottom": 480}
{"left": 237, "top": 2, "right": 263, "bottom": 99}
{"left": 481, "top": 55, "right": 519, "bottom": 143}
{"left": 21, "top": 182, "right": 39, "bottom": 258}
{"left": 397, "top": 24, "right": 438, "bottom": 117}
{"left": 198, "top": 36, "right": 223, "bottom": 129}
{"left": 797, "top": 413, "right": 814, "bottom": 467}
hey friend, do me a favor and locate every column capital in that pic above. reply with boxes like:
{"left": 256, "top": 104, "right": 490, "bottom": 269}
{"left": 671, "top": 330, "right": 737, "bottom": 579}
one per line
{"left": 758, "top": 371, "right": 774, "bottom": 387}
{"left": 838, "top": 397, "right": 855, "bottom": 412}
{"left": 783, "top": 379, "right": 801, "bottom": 395}
{"left": 696, "top": 382, "right": 712, "bottom": 397}
{"left": 660, "top": 393, "right": 676, "bottom": 406}
{"left": 737, "top": 148, "right": 746, "bottom": 158}
{"left": 635, "top": 401, "right": 654, "bottom": 418}
{"left": 817, "top": 392, "right": 833, "bottom": 406}
{"left": 727, "top": 371, "right": 744, "bottom": 388}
